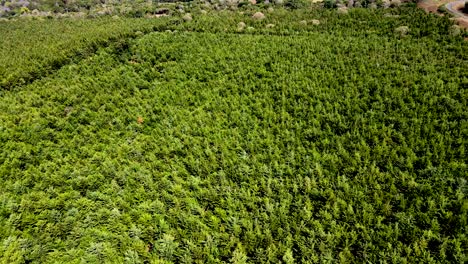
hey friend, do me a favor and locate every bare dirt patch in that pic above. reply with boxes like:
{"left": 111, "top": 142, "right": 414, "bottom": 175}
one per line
{"left": 454, "top": 17, "right": 468, "bottom": 27}
{"left": 417, "top": 0, "right": 453, "bottom": 13}
{"left": 418, "top": 0, "right": 468, "bottom": 29}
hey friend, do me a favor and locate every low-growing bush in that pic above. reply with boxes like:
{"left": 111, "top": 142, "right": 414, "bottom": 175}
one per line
{"left": 284, "top": 0, "right": 307, "bottom": 9}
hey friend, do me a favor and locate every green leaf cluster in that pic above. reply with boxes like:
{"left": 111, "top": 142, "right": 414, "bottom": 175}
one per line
{"left": 0, "top": 6, "right": 467, "bottom": 263}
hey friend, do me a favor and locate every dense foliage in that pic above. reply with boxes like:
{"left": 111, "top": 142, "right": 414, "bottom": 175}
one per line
{"left": 0, "top": 17, "right": 170, "bottom": 89}
{"left": 0, "top": 0, "right": 160, "bottom": 17}
{"left": 0, "top": 6, "right": 467, "bottom": 263}
{"left": 177, "top": 6, "right": 464, "bottom": 39}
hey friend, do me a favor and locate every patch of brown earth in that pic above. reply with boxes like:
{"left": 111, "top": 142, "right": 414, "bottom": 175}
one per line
{"left": 418, "top": 0, "right": 468, "bottom": 29}
{"left": 453, "top": 17, "right": 468, "bottom": 28}
{"left": 417, "top": 0, "right": 453, "bottom": 13}
{"left": 417, "top": 0, "right": 440, "bottom": 13}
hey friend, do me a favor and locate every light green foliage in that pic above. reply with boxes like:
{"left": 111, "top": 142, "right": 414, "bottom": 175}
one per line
{"left": 0, "top": 6, "right": 467, "bottom": 263}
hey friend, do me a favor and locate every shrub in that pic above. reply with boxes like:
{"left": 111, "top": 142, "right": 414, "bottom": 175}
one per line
{"left": 284, "top": 0, "right": 306, "bottom": 9}
{"left": 252, "top": 11, "right": 265, "bottom": 20}
{"left": 395, "top": 25, "right": 409, "bottom": 36}
{"left": 324, "top": 0, "right": 337, "bottom": 8}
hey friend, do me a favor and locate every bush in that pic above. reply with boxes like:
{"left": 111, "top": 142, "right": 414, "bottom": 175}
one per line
{"left": 324, "top": 0, "right": 337, "bottom": 8}
{"left": 395, "top": 25, "right": 409, "bottom": 36}
{"left": 284, "top": 0, "right": 306, "bottom": 9}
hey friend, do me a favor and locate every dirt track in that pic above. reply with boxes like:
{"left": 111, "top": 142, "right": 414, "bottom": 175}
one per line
{"left": 446, "top": 0, "right": 468, "bottom": 28}
{"left": 446, "top": 0, "right": 467, "bottom": 16}
{"left": 418, "top": 0, "right": 468, "bottom": 29}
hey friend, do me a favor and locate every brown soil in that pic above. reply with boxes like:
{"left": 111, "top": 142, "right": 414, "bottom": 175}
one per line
{"left": 417, "top": 1, "right": 438, "bottom": 13}
{"left": 417, "top": 0, "right": 453, "bottom": 14}
{"left": 454, "top": 17, "right": 468, "bottom": 27}
{"left": 418, "top": 0, "right": 468, "bottom": 29}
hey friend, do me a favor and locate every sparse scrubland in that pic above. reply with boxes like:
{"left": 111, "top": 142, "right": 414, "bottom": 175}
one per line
{"left": 0, "top": 3, "right": 467, "bottom": 263}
